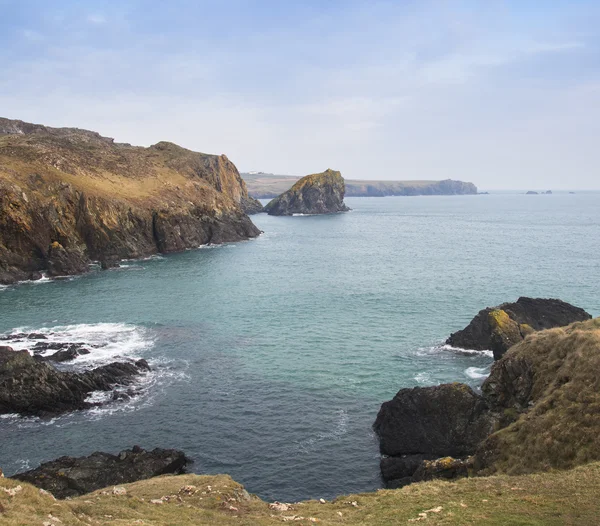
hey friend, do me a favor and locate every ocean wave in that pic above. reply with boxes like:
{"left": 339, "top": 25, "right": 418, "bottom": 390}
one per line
{"left": 417, "top": 343, "right": 493, "bottom": 358}
{"left": 0, "top": 322, "right": 153, "bottom": 369}
{"left": 464, "top": 366, "right": 491, "bottom": 380}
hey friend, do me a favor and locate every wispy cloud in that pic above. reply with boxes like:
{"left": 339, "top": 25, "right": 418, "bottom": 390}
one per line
{"left": 87, "top": 13, "right": 106, "bottom": 25}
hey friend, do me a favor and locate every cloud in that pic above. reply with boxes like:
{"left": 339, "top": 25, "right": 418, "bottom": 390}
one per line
{"left": 87, "top": 14, "right": 106, "bottom": 25}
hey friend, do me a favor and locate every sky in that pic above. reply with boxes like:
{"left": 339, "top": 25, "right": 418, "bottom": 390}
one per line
{"left": 1, "top": 0, "right": 599, "bottom": 190}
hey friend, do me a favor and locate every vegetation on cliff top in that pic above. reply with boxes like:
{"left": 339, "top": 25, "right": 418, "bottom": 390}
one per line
{"left": 0, "top": 117, "right": 260, "bottom": 283}
{"left": 2, "top": 463, "right": 600, "bottom": 525}
{"left": 477, "top": 317, "right": 600, "bottom": 475}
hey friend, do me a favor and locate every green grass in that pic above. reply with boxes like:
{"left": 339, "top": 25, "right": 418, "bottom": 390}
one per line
{"left": 2, "top": 463, "right": 600, "bottom": 524}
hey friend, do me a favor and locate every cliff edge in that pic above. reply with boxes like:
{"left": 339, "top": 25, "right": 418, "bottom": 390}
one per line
{"left": 0, "top": 118, "right": 261, "bottom": 284}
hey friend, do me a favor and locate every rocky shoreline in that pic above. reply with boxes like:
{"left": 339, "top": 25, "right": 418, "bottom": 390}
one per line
{"left": 0, "top": 118, "right": 261, "bottom": 285}
{"left": 374, "top": 297, "right": 595, "bottom": 488}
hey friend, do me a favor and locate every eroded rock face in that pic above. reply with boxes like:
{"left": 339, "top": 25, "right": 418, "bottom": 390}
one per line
{"left": 0, "top": 117, "right": 260, "bottom": 284}
{"left": 373, "top": 383, "right": 496, "bottom": 486}
{"left": 241, "top": 195, "right": 264, "bottom": 214}
{"left": 446, "top": 297, "right": 591, "bottom": 359}
{"left": 0, "top": 347, "right": 149, "bottom": 417}
{"left": 264, "top": 169, "right": 350, "bottom": 216}
{"left": 12, "top": 446, "right": 188, "bottom": 499}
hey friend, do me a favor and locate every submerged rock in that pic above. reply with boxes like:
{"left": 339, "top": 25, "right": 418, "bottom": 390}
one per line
{"left": 12, "top": 446, "right": 188, "bottom": 499}
{"left": 446, "top": 297, "right": 591, "bottom": 359}
{"left": 264, "top": 169, "right": 350, "bottom": 216}
{"left": 0, "top": 346, "right": 150, "bottom": 417}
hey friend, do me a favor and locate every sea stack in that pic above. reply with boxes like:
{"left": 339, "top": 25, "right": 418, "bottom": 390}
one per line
{"left": 264, "top": 168, "right": 350, "bottom": 216}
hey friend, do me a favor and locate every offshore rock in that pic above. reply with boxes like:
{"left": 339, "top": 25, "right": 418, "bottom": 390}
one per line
{"left": 264, "top": 169, "right": 350, "bottom": 216}
{"left": 12, "top": 446, "right": 188, "bottom": 499}
{"left": 446, "top": 297, "right": 591, "bottom": 359}
{"left": 0, "top": 117, "right": 260, "bottom": 284}
{"left": 0, "top": 347, "right": 149, "bottom": 417}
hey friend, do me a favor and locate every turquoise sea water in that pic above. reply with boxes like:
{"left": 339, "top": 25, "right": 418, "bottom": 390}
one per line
{"left": 1, "top": 193, "right": 599, "bottom": 501}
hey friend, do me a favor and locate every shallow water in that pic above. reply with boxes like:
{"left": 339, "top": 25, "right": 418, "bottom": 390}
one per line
{"left": 1, "top": 193, "right": 598, "bottom": 501}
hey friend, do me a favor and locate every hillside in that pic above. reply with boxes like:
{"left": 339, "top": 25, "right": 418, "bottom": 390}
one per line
{"left": 2, "top": 463, "right": 600, "bottom": 525}
{"left": 0, "top": 118, "right": 261, "bottom": 284}
{"left": 242, "top": 173, "right": 478, "bottom": 199}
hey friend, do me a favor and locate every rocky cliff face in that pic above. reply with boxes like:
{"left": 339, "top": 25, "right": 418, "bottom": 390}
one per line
{"left": 375, "top": 315, "right": 600, "bottom": 487}
{"left": 446, "top": 297, "right": 591, "bottom": 360}
{"left": 264, "top": 169, "right": 350, "bottom": 216}
{"left": 0, "top": 118, "right": 260, "bottom": 284}
{"left": 344, "top": 179, "right": 478, "bottom": 197}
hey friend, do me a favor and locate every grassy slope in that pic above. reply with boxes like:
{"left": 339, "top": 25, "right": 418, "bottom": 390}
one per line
{"left": 2, "top": 463, "right": 600, "bottom": 525}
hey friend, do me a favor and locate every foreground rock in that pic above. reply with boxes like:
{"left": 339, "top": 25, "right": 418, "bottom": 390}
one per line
{"left": 0, "top": 347, "right": 150, "bottom": 417}
{"left": 446, "top": 297, "right": 591, "bottom": 359}
{"left": 264, "top": 169, "right": 350, "bottom": 216}
{"left": 376, "top": 316, "right": 600, "bottom": 487}
{"left": 373, "top": 383, "right": 496, "bottom": 487}
{"left": 0, "top": 117, "right": 260, "bottom": 284}
{"left": 12, "top": 446, "right": 188, "bottom": 499}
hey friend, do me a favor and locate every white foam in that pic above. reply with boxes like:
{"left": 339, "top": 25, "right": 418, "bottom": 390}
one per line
{"left": 465, "top": 366, "right": 490, "bottom": 380}
{"left": 414, "top": 371, "right": 432, "bottom": 384}
{"left": 1, "top": 323, "right": 153, "bottom": 368}
{"left": 439, "top": 344, "right": 494, "bottom": 358}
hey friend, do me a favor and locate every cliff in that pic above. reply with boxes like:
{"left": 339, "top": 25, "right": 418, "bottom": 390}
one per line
{"left": 264, "top": 169, "right": 350, "bottom": 216}
{"left": 242, "top": 173, "right": 478, "bottom": 199}
{"left": 0, "top": 118, "right": 261, "bottom": 284}
{"left": 375, "top": 316, "right": 600, "bottom": 488}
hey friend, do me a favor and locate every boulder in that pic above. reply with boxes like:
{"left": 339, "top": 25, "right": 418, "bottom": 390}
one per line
{"left": 264, "top": 169, "right": 350, "bottom": 216}
{"left": 446, "top": 297, "right": 591, "bottom": 359}
{"left": 0, "top": 347, "right": 150, "bottom": 417}
{"left": 12, "top": 446, "right": 188, "bottom": 499}
{"left": 373, "top": 383, "right": 496, "bottom": 485}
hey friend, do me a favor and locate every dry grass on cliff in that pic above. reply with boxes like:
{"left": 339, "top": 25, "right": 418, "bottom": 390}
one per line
{"left": 3, "top": 463, "right": 600, "bottom": 525}
{"left": 480, "top": 318, "right": 600, "bottom": 475}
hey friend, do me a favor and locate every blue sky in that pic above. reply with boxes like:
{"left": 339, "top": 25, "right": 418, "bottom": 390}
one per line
{"left": 1, "top": 0, "right": 599, "bottom": 189}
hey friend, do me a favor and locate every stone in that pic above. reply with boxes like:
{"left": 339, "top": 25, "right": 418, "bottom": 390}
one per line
{"left": 12, "top": 447, "right": 188, "bottom": 499}
{"left": 446, "top": 297, "right": 591, "bottom": 359}
{"left": 264, "top": 169, "right": 350, "bottom": 216}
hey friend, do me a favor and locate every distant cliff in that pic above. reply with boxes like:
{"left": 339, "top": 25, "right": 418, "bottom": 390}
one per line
{"left": 264, "top": 169, "right": 350, "bottom": 216}
{"left": 243, "top": 173, "right": 478, "bottom": 199}
{"left": 0, "top": 118, "right": 260, "bottom": 284}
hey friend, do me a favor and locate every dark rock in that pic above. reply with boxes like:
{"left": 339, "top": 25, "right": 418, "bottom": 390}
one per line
{"left": 374, "top": 383, "right": 496, "bottom": 459}
{"left": 0, "top": 347, "right": 149, "bottom": 417}
{"left": 241, "top": 195, "right": 264, "bottom": 214}
{"left": 45, "top": 345, "right": 91, "bottom": 363}
{"left": 264, "top": 169, "right": 350, "bottom": 216}
{"left": 27, "top": 333, "right": 47, "bottom": 340}
{"left": 526, "top": 191, "right": 539, "bottom": 195}
{"left": 446, "top": 297, "right": 591, "bottom": 359}
{"left": 380, "top": 454, "right": 436, "bottom": 484}
{"left": 411, "top": 456, "right": 473, "bottom": 483}
{"left": 100, "top": 258, "right": 120, "bottom": 270}
{"left": 46, "top": 242, "right": 89, "bottom": 277}
{"left": 12, "top": 446, "right": 188, "bottom": 499}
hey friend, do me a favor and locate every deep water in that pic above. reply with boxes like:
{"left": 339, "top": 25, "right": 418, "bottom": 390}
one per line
{"left": 1, "top": 193, "right": 599, "bottom": 502}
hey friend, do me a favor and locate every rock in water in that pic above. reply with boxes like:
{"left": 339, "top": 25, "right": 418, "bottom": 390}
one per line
{"left": 264, "top": 169, "right": 350, "bottom": 216}
{"left": 0, "top": 346, "right": 149, "bottom": 417}
{"left": 373, "top": 383, "right": 496, "bottom": 487}
{"left": 0, "top": 117, "right": 260, "bottom": 285}
{"left": 446, "top": 297, "right": 591, "bottom": 359}
{"left": 241, "top": 195, "right": 264, "bottom": 214}
{"left": 12, "top": 446, "right": 188, "bottom": 498}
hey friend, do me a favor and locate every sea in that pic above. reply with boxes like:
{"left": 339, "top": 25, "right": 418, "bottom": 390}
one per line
{"left": 0, "top": 192, "right": 598, "bottom": 502}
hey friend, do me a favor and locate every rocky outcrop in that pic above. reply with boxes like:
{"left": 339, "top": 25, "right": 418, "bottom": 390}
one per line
{"left": 240, "top": 195, "right": 264, "bottom": 214}
{"left": 446, "top": 297, "right": 591, "bottom": 359}
{"left": 373, "top": 383, "right": 496, "bottom": 487}
{"left": 0, "top": 117, "right": 260, "bottom": 284}
{"left": 376, "top": 316, "right": 600, "bottom": 487}
{"left": 0, "top": 346, "right": 150, "bottom": 417}
{"left": 12, "top": 446, "right": 188, "bottom": 499}
{"left": 264, "top": 169, "right": 349, "bottom": 216}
